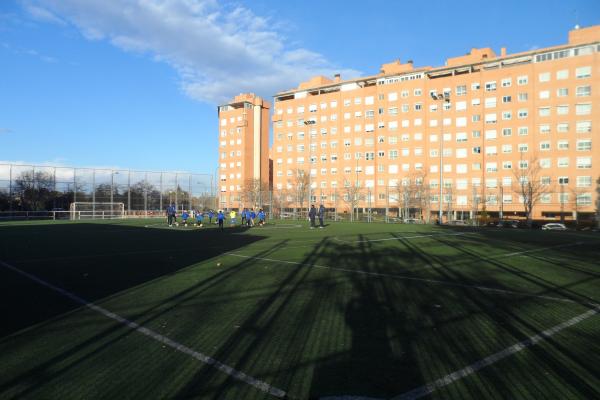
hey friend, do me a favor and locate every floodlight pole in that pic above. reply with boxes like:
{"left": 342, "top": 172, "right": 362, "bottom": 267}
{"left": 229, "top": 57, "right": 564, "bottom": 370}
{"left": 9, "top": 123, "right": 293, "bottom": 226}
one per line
{"left": 432, "top": 93, "right": 450, "bottom": 224}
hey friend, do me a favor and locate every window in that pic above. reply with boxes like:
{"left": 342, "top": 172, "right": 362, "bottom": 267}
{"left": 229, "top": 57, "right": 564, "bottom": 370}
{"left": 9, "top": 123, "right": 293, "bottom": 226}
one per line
{"left": 540, "top": 142, "right": 550, "bottom": 151}
{"left": 573, "top": 138, "right": 591, "bottom": 153}
{"left": 501, "top": 78, "right": 511, "bottom": 87}
{"left": 557, "top": 123, "right": 569, "bottom": 133}
{"left": 540, "top": 123, "right": 551, "bottom": 134}
{"left": 539, "top": 159, "right": 551, "bottom": 168}
{"left": 538, "top": 72, "right": 550, "bottom": 82}
{"left": 502, "top": 111, "right": 512, "bottom": 120}
{"left": 472, "top": 146, "right": 481, "bottom": 154}
{"left": 557, "top": 105, "right": 569, "bottom": 115}
{"left": 518, "top": 127, "right": 528, "bottom": 136}
{"left": 518, "top": 144, "right": 528, "bottom": 153}
{"left": 502, "top": 128, "right": 512, "bottom": 137}
{"left": 576, "top": 103, "right": 592, "bottom": 115}
{"left": 518, "top": 109, "right": 528, "bottom": 119}
{"left": 484, "top": 97, "right": 497, "bottom": 108}
{"left": 539, "top": 90, "right": 550, "bottom": 99}
{"left": 539, "top": 107, "right": 551, "bottom": 117}
{"left": 556, "top": 69, "right": 569, "bottom": 80}
{"left": 576, "top": 121, "right": 591, "bottom": 133}
{"left": 576, "top": 86, "right": 591, "bottom": 97}
{"left": 557, "top": 88, "right": 568, "bottom": 97}
{"left": 558, "top": 157, "right": 569, "bottom": 168}
{"left": 485, "top": 81, "right": 497, "bottom": 91}
{"left": 517, "top": 75, "right": 528, "bottom": 85}
{"left": 414, "top": 103, "right": 423, "bottom": 111}
{"left": 414, "top": 88, "right": 422, "bottom": 96}
{"left": 456, "top": 132, "right": 468, "bottom": 142}
{"left": 502, "top": 144, "right": 512, "bottom": 153}
{"left": 503, "top": 162, "right": 512, "bottom": 170}
{"left": 558, "top": 176, "right": 569, "bottom": 185}
{"left": 388, "top": 92, "right": 398, "bottom": 101}
{"left": 576, "top": 193, "right": 592, "bottom": 206}
{"left": 472, "top": 114, "right": 481, "bottom": 122}
{"left": 576, "top": 157, "right": 592, "bottom": 169}
{"left": 576, "top": 66, "right": 591, "bottom": 79}
{"left": 485, "top": 129, "right": 497, "bottom": 139}
{"left": 485, "top": 113, "right": 497, "bottom": 124}
{"left": 456, "top": 85, "right": 467, "bottom": 96}
{"left": 518, "top": 93, "right": 528, "bottom": 102}
{"left": 519, "top": 160, "right": 529, "bottom": 169}
{"left": 577, "top": 176, "right": 592, "bottom": 187}
{"left": 502, "top": 95, "right": 512, "bottom": 103}
{"left": 557, "top": 140, "right": 569, "bottom": 150}
{"left": 471, "top": 82, "right": 480, "bottom": 90}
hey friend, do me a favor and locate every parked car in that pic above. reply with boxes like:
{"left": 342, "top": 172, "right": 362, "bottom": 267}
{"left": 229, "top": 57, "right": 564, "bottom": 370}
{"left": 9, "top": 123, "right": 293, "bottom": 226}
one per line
{"left": 497, "top": 220, "right": 519, "bottom": 228}
{"left": 402, "top": 218, "right": 421, "bottom": 224}
{"left": 541, "top": 223, "right": 567, "bottom": 231}
{"left": 447, "top": 220, "right": 467, "bottom": 226}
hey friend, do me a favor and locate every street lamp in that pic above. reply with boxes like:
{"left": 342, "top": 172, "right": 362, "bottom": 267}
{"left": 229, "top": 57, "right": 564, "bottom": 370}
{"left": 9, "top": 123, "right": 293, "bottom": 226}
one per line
{"left": 431, "top": 92, "right": 450, "bottom": 223}
{"left": 304, "top": 119, "right": 316, "bottom": 210}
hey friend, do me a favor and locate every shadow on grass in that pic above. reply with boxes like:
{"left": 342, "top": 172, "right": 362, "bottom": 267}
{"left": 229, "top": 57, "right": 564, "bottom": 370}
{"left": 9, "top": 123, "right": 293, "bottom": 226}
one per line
{"left": 0, "top": 223, "right": 265, "bottom": 338}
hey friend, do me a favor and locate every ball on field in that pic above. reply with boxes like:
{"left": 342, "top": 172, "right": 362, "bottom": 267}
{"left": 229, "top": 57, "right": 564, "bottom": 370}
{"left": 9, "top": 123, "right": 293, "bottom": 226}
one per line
{"left": 216, "top": 262, "right": 222, "bottom": 266}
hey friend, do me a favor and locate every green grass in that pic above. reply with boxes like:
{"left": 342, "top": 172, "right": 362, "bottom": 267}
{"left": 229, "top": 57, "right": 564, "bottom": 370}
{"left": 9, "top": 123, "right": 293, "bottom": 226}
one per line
{"left": 0, "top": 218, "right": 599, "bottom": 399}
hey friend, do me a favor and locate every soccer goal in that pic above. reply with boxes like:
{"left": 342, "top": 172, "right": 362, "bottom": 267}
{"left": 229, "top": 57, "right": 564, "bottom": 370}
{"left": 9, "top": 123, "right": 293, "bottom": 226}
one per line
{"left": 69, "top": 202, "right": 125, "bottom": 220}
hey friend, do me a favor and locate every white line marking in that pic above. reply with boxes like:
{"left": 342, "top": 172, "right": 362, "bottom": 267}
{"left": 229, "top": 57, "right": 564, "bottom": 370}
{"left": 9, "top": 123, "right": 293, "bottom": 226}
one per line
{"left": 0, "top": 260, "right": 286, "bottom": 398}
{"left": 392, "top": 305, "right": 600, "bottom": 400}
{"left": 333, "top": 232, "right": 474, "bottom": 243}
{"left": 224, "top": 254, "right": 581, "bottom": 304}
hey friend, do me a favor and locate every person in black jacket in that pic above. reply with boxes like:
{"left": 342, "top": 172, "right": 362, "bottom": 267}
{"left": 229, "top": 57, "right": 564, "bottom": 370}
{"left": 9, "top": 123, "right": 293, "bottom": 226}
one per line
{"left": 318, "top": 204, "right": 325, "bottom": 228}
{"left": 308, "top": 205, "right": 317, "bottom": 229}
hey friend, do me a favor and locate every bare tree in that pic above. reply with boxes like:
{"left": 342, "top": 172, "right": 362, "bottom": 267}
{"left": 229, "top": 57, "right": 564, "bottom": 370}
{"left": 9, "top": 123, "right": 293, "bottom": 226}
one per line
{"left": 242, "top": 178, "right": 268, "bottom": 209}
{"left": 288, "top": 169, "right": 310, "bottom": 217}
{"left": 342, "top": 179, "right": 364, "bottom": 222}
{"left": 512, "top": 155, "right": 549, "bottom": 227}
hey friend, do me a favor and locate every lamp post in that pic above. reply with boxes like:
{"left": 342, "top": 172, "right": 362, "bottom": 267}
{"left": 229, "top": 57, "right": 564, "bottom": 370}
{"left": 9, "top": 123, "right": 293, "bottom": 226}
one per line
{"left": 431, "top": 92, "right": 450, "bottom": 223}
{"left": 304, "top": 119, "right": 316, "bottom": 212}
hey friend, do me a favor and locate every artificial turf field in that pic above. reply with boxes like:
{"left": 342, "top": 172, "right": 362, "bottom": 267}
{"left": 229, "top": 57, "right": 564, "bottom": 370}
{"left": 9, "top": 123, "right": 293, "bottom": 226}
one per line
{"left": 0, "top": 219, "right": 599, "bottom": 400}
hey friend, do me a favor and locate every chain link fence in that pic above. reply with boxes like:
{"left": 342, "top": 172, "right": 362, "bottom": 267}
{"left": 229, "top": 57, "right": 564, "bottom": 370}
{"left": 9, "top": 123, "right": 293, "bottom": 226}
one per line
{"left": 0, "top": 164, "right": 216, "bottom": 219}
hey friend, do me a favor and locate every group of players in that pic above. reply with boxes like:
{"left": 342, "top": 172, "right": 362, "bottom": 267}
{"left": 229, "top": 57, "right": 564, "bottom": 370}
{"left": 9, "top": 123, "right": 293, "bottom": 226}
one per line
{"left": 165, "top": 203, "right": 266, "bottom": 230}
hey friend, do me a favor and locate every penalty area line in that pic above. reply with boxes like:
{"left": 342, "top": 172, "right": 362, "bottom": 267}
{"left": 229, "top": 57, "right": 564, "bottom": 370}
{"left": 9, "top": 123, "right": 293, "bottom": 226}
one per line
{"left": 392, "top": 304, "right": 600, "bottom": 400}
{"left": 0, "top": 260, "right": 286, "bottom": 399}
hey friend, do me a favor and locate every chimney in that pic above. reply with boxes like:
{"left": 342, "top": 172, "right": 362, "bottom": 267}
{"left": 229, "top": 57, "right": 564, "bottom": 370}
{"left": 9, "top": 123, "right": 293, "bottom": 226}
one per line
{"left": 334, "top": 73, "right": 341, "bottom": 82}
{"left": 500, "top": 47, "right": 506, "bottom": 57}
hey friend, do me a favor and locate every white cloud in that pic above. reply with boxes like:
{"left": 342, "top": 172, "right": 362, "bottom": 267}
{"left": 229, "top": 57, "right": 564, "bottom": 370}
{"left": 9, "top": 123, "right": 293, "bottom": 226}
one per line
{"left": 23, "top": 0, "right": 360, "bottom": 104}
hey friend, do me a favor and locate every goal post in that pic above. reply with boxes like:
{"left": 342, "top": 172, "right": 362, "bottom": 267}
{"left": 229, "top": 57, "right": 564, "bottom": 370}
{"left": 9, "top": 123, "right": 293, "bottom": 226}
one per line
{"left": 69, "top": 202, "right": 125, "bottom": 220}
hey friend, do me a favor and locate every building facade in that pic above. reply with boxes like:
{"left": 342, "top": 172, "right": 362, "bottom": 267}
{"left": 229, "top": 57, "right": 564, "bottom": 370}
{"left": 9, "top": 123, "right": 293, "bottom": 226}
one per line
{"left": 218, "top": 94, "right": 270, "bottom": 210}
{"left": 270, "top": 25, "right": 600, "bottom": 221}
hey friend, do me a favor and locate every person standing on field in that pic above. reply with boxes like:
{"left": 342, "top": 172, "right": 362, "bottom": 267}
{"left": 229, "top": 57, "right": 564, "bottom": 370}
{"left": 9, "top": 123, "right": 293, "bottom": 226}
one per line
{"left": 166, "top": 202, "right": 177, "bottom": 227}
{"left": 318, "top": 204, "right": 325, "bottom": 228}
{"left": 309, "top": 204, "right": 317, "bottom": 229}
{"left": 217, "top": 210, "right": 225, "bottom": 230}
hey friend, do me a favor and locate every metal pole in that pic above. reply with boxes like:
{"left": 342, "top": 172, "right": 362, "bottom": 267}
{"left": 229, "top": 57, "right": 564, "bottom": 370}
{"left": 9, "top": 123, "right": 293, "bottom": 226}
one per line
{"left": 127, "top": 170, "right": 131, "bottom": 213}
{"left": 175, "top": 173, "right": 178, "bottom": 211}
{"left": 8, "top": 164, "right": 12, "bottom": 212}
{"left": 92, "top": 169, "right": 96, "bottom": 215}
{"left": 144, "top": 172, "right": 148, "bottom": 214}
{"left": 73, "top": 168, "right": 77, "bottom": 204}
{"left": 500, "top": 186, "right": 504, "bottom": 220}
{"left": 159, "top": 172, "right": 163, "bottom": 211}
{"left": 439, "top": 98, "right": 444, "bottom": 224}
{"left": 110, "top": 170, "right": 114, "bottom": 216}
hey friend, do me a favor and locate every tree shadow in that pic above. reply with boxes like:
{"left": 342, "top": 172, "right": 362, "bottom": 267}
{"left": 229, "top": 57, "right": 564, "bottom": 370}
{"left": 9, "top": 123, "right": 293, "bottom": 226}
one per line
{"left": 0, "top": 223, "right": 264, "bottom": 338}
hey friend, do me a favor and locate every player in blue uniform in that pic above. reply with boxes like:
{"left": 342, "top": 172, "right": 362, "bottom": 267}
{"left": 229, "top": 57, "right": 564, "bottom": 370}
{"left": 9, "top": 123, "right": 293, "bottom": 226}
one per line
{"left": 217, "top": 210, "right": 225, "bottom": 230}
{"left": 258, "top": 209, "right": 266, "bottom": 226}
{"left": 181, "top": 210, "right": 189, "bottom": 226}
{"left": 166, "top": 203, "right": 177, "bottom": 227}
{"left": 195, "top": 210, "right": 204, "bottom": 227}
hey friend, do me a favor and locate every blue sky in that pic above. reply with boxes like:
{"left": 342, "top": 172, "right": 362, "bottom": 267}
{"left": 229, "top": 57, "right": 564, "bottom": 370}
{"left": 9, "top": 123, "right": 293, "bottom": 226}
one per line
{"left": 1, "top": 0, "right": 599, "bottom": 174}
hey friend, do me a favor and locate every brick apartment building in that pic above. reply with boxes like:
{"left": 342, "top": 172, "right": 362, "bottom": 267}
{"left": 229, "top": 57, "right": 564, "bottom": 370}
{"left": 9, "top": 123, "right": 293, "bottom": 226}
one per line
{"left": 268, "top": 25, "right": 599, "bottom": 221}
